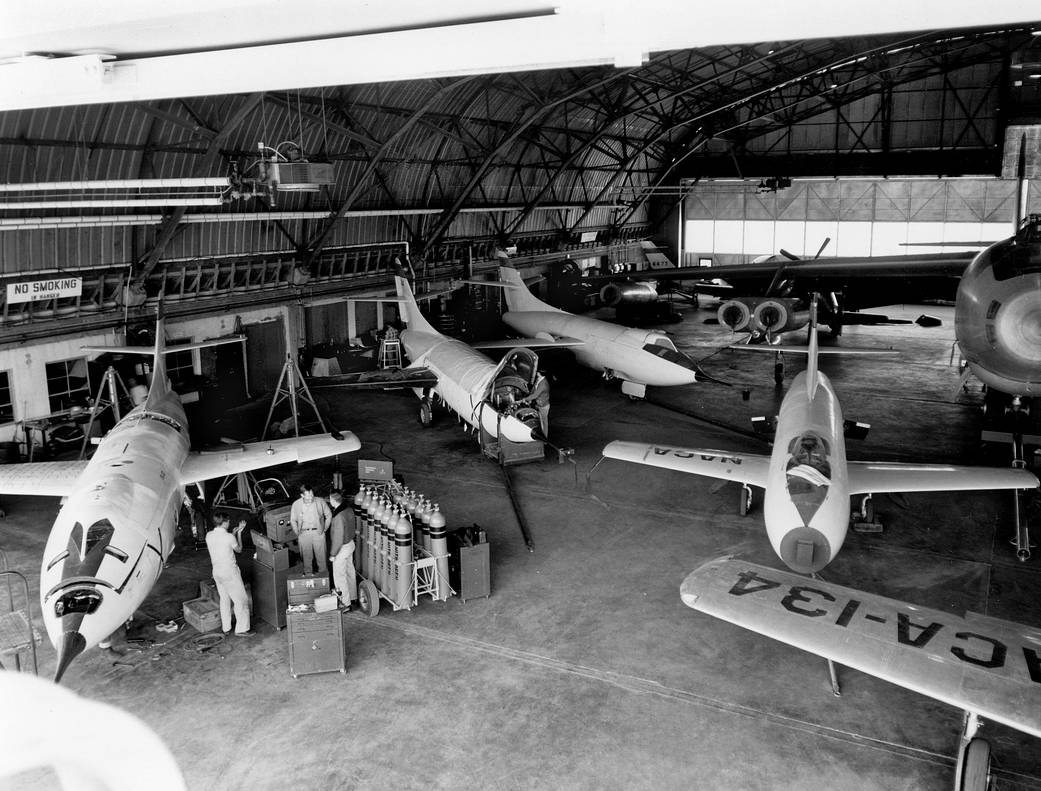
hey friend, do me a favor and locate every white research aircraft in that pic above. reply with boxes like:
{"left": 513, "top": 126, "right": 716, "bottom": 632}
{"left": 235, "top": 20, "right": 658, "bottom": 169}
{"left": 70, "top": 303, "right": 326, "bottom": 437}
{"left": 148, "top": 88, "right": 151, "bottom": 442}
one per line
{"left": 0, "top": 318, "right": 359, "bottom": 681}
{"left": 681, "top": 556, "right": 1041, "bottom": 791}
{"left": 393, "top": 274, "right": 581, "bottom": 443}
{"left": 601, "top": 296, "right": 1038, "bottom": 574}
{"left": 493, "top": 265, "right": 701, "bottom": 399}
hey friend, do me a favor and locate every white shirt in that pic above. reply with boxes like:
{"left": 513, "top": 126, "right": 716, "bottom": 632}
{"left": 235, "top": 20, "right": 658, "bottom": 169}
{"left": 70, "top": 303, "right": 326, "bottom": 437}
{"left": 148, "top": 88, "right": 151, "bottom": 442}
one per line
{"left": 205, "top": 528, "right": 238, "bottom": 573}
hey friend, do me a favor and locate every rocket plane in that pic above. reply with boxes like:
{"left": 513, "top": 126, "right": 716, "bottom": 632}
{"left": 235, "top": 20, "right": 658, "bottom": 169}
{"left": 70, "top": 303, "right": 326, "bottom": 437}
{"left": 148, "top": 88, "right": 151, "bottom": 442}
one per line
{"left": 0, "top": 317, "right": 360, "bottom": 681}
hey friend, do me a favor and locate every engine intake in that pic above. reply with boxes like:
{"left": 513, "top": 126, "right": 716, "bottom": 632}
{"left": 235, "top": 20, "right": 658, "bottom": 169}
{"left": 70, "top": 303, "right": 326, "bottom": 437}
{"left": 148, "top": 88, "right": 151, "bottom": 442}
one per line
{"left": 599, "top": 281, "right": 658, "bottom": 307}
{"left": 752, "top": 299, "right": 809, "bottom": 335}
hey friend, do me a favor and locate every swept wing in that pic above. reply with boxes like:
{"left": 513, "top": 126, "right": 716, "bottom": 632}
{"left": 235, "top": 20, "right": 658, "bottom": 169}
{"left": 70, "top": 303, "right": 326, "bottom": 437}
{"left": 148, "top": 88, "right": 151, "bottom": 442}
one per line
{"left": 681, "top": 556, "right": 1041, "bottom": 739}
{"left": 602, "top": 440, "right": 771, "bottom": 488}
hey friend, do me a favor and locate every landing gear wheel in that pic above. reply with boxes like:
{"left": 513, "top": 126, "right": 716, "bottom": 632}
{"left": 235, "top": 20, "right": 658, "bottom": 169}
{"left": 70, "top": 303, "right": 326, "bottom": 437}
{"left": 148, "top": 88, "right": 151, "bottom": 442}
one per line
{"left": 357, "top": 579, "right": 380, "bottom": 617}
{"left": 959, "top": 738, "right": 991, "bottom": 791}
{"left": 773, "top": 362, "right": 784, "bottom": 385}
{"left": 738, "top": 486, "right": 753, "bottom": 517}
{"left": 418, "top": 397, "right": 433, "bottom": 427}
{"left": 862, "top": 497, "right": 874, "bottom": 523}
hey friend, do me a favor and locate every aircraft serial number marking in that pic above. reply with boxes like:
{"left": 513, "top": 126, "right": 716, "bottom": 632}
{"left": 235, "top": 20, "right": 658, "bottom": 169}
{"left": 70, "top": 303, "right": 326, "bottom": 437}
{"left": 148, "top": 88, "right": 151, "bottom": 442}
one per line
{"left": 728, "top": 569, "right": 1041, "bottom": 682}
{"left": 652, "top": 447, "right": 743, "bottom": 465}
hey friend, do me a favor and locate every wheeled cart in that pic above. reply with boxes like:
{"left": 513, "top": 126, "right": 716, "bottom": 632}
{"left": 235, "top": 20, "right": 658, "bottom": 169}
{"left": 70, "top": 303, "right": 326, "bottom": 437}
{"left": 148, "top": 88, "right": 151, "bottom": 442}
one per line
{"left": 287, "top": 606, "right": 346, "bottom": 678}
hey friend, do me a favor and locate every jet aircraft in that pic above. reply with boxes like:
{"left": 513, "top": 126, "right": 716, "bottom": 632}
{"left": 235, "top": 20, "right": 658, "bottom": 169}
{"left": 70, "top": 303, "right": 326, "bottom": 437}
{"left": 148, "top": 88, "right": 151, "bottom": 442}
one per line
{"left": 0, "top": 321, "right": 359, "bottom": 681}
{"left": 681, "top": 555, "right": 1041, "bottom": 791}
{"left": 393, "top": 274, "right": 579, "bottom": 443}
{"left": 601, "top": 297, "right": 1038, "bottom": 574}
{"left": 493, "top": 265, "right": 700, "bottom": 399}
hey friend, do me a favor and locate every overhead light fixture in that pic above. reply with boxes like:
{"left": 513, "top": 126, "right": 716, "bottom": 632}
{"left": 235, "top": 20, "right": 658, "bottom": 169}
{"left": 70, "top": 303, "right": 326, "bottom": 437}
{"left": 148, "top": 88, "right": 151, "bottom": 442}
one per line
{"left": 0, "top": 176, "right": 230, "bottom": 210}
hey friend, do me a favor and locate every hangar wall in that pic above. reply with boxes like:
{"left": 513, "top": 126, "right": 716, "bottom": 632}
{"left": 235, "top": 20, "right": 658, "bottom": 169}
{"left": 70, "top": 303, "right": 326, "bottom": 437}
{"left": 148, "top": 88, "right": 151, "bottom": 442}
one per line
{"left": 681, "top": 177, "right": 1041, "bottom": 265}
{"left": 0, "top": 302, "right": 292, "bottom": 448}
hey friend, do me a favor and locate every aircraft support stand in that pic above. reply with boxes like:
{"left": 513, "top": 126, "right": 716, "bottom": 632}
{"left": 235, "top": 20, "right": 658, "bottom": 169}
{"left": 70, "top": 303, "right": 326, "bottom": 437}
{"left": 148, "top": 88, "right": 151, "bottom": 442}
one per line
{"left": 79, "top": 366, "right": 131, "bottom": 459}
{"left": 1009, "top": 430, "right": 1035, "bottom": 562}
{"left": 262, "top": 355, "right": 328, "bottom": 439}
{"left": 827, "top": 658, "right": 841, "bottom": 697}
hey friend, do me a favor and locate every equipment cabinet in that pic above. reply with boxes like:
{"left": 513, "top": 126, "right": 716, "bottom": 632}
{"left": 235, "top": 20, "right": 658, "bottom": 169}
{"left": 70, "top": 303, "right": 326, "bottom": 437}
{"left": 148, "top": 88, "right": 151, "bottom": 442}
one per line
{"left": 449, "top": 540, "right": 490, "bottom": 602}
{"left": 287, "top": 608, "right": 346, "bottom": 677}
{"left": 251, "top": 559, "right": 289, "bottom": 630}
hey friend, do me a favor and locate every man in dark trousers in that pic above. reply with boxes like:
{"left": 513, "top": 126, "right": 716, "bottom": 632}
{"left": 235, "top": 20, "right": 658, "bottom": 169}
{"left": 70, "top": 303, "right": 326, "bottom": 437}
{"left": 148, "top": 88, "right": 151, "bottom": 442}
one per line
{"left": 327, "top": 489, "right": 357, "bottom": 609}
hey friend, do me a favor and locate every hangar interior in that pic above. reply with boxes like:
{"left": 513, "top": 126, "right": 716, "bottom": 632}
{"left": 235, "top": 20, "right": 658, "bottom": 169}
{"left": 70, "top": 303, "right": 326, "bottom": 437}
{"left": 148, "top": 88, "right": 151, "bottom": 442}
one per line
{"left": 1, "top": 6, "right": 1041, "bottom": 791}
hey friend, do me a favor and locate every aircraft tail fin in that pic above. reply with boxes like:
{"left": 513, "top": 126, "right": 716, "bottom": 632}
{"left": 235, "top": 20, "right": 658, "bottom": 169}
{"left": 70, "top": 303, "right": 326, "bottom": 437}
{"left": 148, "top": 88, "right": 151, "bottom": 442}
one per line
{"left": 805, "top": 294, "right": 820, "bottom": 400}
{"left": 144, "top": 316, "right": 170, "bottom": 409}
{"left": 497, "top": 266, "right": 560, "bottom": 313}
{"left": 394, "top": 276, "right": 440, "bottom": 336}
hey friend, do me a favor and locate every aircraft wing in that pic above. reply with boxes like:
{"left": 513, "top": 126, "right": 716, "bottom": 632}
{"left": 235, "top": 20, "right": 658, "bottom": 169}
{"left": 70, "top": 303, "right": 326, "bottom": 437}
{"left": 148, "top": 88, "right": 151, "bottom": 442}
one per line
{"left": 602, "top": 440, "right": 771, "bottom": 488}
{"left": 650, "top": 251, "right": 977, "bottom": 284}
{"left": 680, "top": 556, "right": 1041, "bottom": 739}
{"left": 308, "top": 367, "right": 439, "bottom": 390}
{"left": 471, "top": 337, "right": 584, "bottom": 350}
{"left": 180, "top": 431, "right": 361, "bottom": 484}
{"left": 0, "top": 460, "right": 89, "bottom": 496}
{"left": 847, "top": 461, "right": 1038, "bottom": 495}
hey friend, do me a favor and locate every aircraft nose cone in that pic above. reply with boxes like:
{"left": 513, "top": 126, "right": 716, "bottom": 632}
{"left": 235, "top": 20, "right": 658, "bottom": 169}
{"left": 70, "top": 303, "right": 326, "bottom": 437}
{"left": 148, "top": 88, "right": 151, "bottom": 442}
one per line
{"left": 778, "top": 526, "right": 832, "bottom": 574}
{"left": 53, "top": 630, "right": 87, "bottom": 683}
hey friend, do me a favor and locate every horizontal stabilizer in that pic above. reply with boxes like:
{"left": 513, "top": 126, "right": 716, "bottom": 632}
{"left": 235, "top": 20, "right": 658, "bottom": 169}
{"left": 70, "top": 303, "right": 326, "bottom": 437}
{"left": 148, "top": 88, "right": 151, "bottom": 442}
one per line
{"left": 730, "top": 343, "right": 894, "bottom": 356}
{"left": 681, "top": 556, "right": 1041, "bottom": 740}
{"left": 181, "top": 431, "right": 360, "bottom": 484}
{"left": 471, "top": 337, "right": 584, "bottom": 351}
{"left": 842, "top": 420, "right": 870, "bottom": 440}
{"left": 83, "top": 334, "right": 245, "bottom": 355}
{"left": 602, "top": 440, "right": 770, "bottom": 488}
{"left": 308, "top": 367, "right": 438, "bottom": 390}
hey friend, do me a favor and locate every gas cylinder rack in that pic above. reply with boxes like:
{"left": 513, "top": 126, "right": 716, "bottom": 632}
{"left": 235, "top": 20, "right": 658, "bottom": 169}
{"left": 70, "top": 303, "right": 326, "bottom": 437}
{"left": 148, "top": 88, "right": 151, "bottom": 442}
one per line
{"left": 350, "top": 481, "right": 454, "bottom": 616}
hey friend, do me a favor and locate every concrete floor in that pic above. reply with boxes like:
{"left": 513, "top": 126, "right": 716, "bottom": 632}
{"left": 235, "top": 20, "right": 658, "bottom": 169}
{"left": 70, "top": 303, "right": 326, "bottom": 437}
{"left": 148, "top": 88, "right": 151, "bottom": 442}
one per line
{"left": 3, "top": 301, "right": 1041, "bottom": 791}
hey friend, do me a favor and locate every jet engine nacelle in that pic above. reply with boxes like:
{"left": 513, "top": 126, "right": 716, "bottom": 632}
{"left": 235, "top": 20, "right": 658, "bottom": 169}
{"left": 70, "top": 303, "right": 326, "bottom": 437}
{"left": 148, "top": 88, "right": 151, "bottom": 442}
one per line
{"left": 954, "top": 216, "right": 1041, "bottom": 396}
{"left": 752, "top": 298, "right": 810, "bottom": 335}
{"left": 599, "top": 281, "right": 658, "bottom": 307}
{"left": 717, "top": 298, "right": 757, "bottom": 331}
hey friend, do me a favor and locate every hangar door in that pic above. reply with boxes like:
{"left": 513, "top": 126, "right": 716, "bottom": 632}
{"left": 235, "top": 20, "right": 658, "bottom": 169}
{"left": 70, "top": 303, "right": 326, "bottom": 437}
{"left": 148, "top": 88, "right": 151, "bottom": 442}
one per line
{"left": 243, "top": 318, "right": 286, "bottom": 397}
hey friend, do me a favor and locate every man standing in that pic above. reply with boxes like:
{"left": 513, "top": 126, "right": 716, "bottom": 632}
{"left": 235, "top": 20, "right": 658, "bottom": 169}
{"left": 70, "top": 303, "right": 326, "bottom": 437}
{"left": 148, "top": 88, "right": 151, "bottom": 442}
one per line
{"left": 327, "top": 490, "right": 357, "bottom": 609}
{"left": 205, "top": 512, "right": 253, "bottom": 636}
{"left": 290, "top": 482, "right": 332, "bottom": 574}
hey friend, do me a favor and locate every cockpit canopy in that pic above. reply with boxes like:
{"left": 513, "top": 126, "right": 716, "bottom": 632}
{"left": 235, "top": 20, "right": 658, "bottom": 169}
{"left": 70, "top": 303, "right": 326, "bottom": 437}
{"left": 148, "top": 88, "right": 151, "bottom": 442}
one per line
{"left": 641, "top": 334, "right": 698, "bottom": 371}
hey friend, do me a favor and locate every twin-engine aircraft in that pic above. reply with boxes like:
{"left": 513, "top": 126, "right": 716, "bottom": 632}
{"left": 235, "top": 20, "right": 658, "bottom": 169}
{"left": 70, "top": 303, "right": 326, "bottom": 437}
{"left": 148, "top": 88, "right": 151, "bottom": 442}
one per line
{"left": 681, "top": 556, "right": 1041, "bottom": 791}
{"left": 601, "top": 297, "right": 1038, "bottom": 574}
{"left": 0, "top": 320, "right": 359, "bottom": 681}
{"left": 494, "top": 265, "right": 700, "bottom": 400}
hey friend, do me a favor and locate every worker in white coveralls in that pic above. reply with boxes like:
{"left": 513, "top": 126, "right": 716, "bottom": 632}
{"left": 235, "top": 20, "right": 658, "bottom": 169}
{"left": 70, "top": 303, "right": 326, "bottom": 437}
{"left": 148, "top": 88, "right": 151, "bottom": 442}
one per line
{"left": 290, "top": 482, "right": 332, "bottom": 574}
{"left": 205, "top": 512, "right": 253, "bottom": 636}
{"left": 327, "top": 489, "right": 357, "bottom": 609}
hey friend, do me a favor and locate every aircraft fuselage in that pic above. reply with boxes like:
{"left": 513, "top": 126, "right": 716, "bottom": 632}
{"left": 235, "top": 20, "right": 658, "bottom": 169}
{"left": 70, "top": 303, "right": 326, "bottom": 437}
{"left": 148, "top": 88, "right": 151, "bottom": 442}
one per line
{"left": 764, "top": 370, "right": 850, "bottom": 573}
{"left": 41, "top": 389, "right": 189, "bottom": 677}
{"left": 400, "top": 327, "right": 540, "bottom": 443}
{"left": 502, "top": 310, "right": 698, "bottom": 388}
{"left": 955, "top": 218, "right": 1041, "bottom": 397}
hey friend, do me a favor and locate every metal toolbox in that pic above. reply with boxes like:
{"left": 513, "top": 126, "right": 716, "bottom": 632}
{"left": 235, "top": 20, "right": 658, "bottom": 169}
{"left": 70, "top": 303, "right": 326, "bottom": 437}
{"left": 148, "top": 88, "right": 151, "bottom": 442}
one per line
{"left": 286, "top": 570, "right": 330, "bottom": 606}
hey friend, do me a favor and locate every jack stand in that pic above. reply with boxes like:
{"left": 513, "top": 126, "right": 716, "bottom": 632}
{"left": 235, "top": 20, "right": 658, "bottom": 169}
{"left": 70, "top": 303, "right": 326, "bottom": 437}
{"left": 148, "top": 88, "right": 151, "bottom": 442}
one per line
{"left": 79, "top": 366, "right": 132, "bottom": 459}
{"left": 1009, "top": 430, "right": 1035, "bottom": 561}
{"left": 261, "top": 355, "right": 328, "bottom": 439}
{"left": 214, "top": 471, "right": 260, "bottom": 510}
{"left": 827, "top": 658, "right": 841, "bottom": 697}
